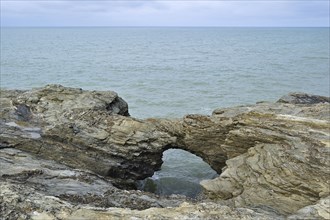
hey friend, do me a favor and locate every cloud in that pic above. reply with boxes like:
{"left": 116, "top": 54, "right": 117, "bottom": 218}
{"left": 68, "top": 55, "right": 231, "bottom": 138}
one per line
{"left": 1, "top": 1, "right": 329, "bottom": 27}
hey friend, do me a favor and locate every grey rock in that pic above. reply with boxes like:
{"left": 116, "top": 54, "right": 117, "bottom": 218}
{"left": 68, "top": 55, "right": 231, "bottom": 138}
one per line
{"left": 1, "top": 85, "right": 166, "bottom": 188}
{"left": 277, "top": 92, "right": 330, "bottom": 104}
{"left": 288, "top": 196, "right": 330, "bottom": 219}
{"left": 0, "top": 148, "right": 190, "bottom": 216}
{"left": 1, "top": 85, "right": 329, "bottom": 219}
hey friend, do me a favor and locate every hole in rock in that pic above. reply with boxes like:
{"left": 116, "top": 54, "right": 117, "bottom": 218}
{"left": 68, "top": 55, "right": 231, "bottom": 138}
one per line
{"left": 137, "top": 149, "right": 218, "bottom": 198}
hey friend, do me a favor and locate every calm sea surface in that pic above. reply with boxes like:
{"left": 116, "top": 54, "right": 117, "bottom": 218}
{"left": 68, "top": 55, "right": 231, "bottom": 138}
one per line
{"left": 1, "top": 27, "right": 329, "bottom": 197}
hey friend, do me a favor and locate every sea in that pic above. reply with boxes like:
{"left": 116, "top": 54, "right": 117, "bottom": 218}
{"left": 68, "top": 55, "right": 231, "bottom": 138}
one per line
{"left": 1, "top": 27, "right": 329, "bottom": 197}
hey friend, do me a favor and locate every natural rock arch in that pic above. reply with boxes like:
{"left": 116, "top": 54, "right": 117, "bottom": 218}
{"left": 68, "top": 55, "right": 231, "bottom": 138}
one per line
{"left": 1, "top": 85, "right": 329, "bottom": 217}
{"left": 0, "top": 85, "right": 249, "bottom": 189}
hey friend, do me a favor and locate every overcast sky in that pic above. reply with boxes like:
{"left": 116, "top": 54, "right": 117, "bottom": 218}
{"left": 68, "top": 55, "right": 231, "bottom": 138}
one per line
{"left": 1, "top": 1, "right": 329, "bottom": 27}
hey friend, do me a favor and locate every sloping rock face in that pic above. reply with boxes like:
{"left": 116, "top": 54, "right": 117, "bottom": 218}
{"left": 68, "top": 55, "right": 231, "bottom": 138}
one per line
{"left": 1, "top": 84, "right": 329, "bottom": 219}
{"left": 0, "top": 85, "right": 175, "bottom": 188}
{"left": 200, "top": 102, "right": 329, "bottom": 214}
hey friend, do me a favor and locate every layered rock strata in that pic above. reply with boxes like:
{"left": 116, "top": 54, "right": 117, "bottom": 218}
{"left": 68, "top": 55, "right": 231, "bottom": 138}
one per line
{"left": 0, "top": 85, "right": 174, "bottom": 188}
{"left": 1, "top": 85, "right": 329, "bottom": 219}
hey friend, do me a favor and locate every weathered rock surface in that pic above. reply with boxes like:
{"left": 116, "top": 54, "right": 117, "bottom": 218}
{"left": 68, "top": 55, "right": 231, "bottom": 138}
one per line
{"left": 277, "top": 92, "right": 330, "bottom": 104}
{"left": 199, "top": 100, "right": 330, "bottom": 215}
{"left": 0, "top": 178, "right": 281, "bottom": 220}
{"left": 1, "top": 85, "right": 329, "bottom": 219}
{"left": 0, "top": 85, "right": 174, "bottom": 188}
{"left": 0, "top": 148, "right": 191, "bottom": 219}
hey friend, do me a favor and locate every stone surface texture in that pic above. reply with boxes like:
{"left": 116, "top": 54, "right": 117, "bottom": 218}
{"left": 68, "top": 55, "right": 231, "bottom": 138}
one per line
{"left": 1, "top": 84, "right": 329, "bottom": 219}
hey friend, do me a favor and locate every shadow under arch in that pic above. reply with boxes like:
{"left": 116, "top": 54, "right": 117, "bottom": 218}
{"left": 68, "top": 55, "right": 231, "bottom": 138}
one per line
{"left": 137, "top": 148, "right": 219, "bottom": 198}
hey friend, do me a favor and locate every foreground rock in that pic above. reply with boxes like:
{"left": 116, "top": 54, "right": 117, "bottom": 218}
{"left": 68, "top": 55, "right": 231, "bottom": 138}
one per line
{"left": 0, "top": 148, "right": 192, "bottom": 219}
{"left": 1, "top": 85, "right": 329, "bottom": 219}
{"left": 1, "top": 179, "right": 279, "bottom": 220}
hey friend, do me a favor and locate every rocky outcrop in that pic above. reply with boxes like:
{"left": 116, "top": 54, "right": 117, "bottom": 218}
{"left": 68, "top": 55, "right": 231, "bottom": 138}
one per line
{"left": 0, "top": 147, "right": 190, "bottom": 218}
{"left": 0, "top": 85, "right": 175, "bottom": 188}
{"left": 199, "top": 100, "right": 329, "bottom": 215}
{"left": 0, "top": 176, "right": 281, "bottom": 220}
{"left": 277, "top": 92, "right": 330, "bottom": 104}
{"left": 1, "top": 85, "right": 329, "bottom": 219}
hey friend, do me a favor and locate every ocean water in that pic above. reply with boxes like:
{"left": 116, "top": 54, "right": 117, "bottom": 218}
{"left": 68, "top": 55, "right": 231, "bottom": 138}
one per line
{"left": 1, "top": 27, "right": 329, "bottom": 197}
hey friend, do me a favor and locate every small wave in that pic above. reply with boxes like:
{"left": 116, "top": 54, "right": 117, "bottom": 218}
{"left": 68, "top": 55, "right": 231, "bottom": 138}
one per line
{"left": 301, "top": 56, "right": 329, "bottom": 60}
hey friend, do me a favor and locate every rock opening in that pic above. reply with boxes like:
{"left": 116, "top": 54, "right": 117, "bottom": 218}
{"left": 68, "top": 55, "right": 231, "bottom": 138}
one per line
{"left": 137, "top": 149, "right": 218, "bottom": 198}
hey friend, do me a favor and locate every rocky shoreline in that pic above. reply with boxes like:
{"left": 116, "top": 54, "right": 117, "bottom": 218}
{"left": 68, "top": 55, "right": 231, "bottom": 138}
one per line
{"left": 1, "top": 84, "right": 329, "bottom": 219}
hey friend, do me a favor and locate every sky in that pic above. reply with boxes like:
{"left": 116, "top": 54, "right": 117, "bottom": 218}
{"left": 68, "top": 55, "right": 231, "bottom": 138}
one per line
{"left": 0, "top": 0, "right": 329, "bottom": 27}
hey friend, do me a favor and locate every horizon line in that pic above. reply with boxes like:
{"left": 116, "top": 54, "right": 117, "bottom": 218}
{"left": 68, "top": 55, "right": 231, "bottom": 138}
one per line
{"left": 1, "top": 25, "right": 329, "bottom": 28}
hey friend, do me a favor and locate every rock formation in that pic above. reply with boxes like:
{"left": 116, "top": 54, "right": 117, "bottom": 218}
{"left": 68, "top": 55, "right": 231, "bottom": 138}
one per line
{"left": 1, "top": 84, "right": 329, "bottom": 219}
{"left": 0, "top": 85, "right": 174, "bottom": 189}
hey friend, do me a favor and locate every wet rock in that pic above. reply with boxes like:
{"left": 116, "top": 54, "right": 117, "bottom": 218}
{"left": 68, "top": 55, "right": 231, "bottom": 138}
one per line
{"left": 15, "top": 104, "right": 32, "bottom": 121}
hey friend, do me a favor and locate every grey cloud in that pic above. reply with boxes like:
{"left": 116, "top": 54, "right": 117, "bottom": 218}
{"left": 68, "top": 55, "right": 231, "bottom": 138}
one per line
{"left": 37, "top": 1, "right": 168, "bottom": 13}
{"left": 1, "top": 1, "right": 329, "bottom": 27}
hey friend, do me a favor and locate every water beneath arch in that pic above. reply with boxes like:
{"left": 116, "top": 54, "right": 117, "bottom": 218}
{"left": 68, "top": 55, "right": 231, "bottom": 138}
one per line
{"left": 137, "top": 149, "right": 218, "bottom": 198}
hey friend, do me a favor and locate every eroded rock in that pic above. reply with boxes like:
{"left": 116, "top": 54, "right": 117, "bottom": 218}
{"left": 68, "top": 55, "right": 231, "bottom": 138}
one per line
{"left": 1, "top": 85, "right": 329, "bottom": 219}
{"left": 277, "top": 92, "right": 330, "bottom": 104}
{"left": 199, "top": 102, "right": 329, "bottom": 215}
{"left": 0, "top": 148, "right": 190, "bottom": 217}
{"left": 0, "top": 85, "right": 174, "bottom": 188}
